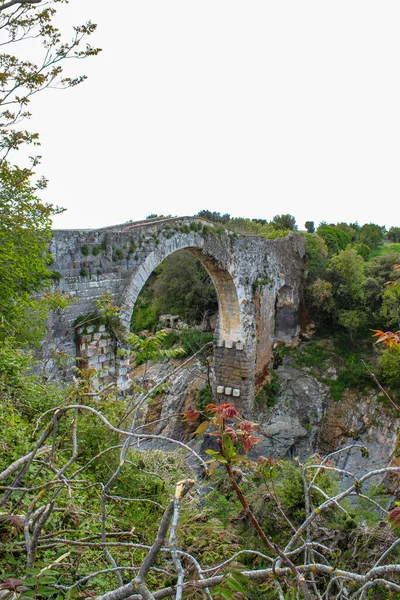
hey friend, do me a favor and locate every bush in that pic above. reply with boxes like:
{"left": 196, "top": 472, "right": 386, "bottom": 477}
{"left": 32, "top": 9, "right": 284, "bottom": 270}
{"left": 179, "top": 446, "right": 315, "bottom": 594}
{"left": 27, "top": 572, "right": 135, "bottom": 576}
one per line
{"left": 255, "top": 372, "right": 280, "bottom": 407}
{"left": 178, "top": 329, "right": 214, "bottom": 355}
{"left": 378, "top": 345, "right": 400, "bottom": 394}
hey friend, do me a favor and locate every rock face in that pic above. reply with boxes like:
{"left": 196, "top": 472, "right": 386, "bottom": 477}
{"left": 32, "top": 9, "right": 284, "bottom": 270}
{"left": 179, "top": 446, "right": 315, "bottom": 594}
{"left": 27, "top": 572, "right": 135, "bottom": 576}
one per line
{"left": 136, "top": 356, "right": 400, "bottom": 487}
{"left": 130, "top": 356, "right": 209, "bottom": 443}
{"left": 319, "top": 390, "right": 400, "bottom": 484}
{"left": 253, "top": 365, "right": 330, "bottom": 459}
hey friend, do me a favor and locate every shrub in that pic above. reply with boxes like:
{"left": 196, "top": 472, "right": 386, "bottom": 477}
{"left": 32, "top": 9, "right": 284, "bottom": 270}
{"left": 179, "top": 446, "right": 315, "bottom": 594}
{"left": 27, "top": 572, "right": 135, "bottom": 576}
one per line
{"left": 178, "top": 329, "right": 213, "bottom": 355}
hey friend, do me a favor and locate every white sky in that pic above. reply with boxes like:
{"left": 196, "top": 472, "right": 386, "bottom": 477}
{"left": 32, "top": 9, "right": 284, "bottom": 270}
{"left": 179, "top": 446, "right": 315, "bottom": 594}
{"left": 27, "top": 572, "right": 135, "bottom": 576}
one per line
{"left": 27, "top": 1, "right": 400, "bottom": 230}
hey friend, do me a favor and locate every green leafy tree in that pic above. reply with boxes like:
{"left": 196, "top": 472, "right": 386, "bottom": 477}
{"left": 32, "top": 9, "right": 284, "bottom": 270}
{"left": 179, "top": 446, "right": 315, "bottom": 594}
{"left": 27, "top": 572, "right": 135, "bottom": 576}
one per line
{"left": 196, "top": 210, "right": 230, "bottom": 224}
{"left": 303, "top": 233, "right": 328, "bottom": 283}
{"left": 317, "top": 225, "right": 350, "bottom": 255}
{"left": 358, "top": 223, "right": 386, "bottom": 250}
{"left": 304, "top": 220, "right": 315, "bottom": 233}
{"left": 0, "top": 0, "right": 99, "bottom": 343}
{"left": 380, "top": 284, "right": 400, "bottom": 329}
{"left": 337, "top": 308, "right": 366, "bottom": 341}
{"left": 154, "top": 251, "right": 218, "bottom": 324}
{"left": 378, "top": 345, "right": 400, "bottom": 395}
{"left": 364, "top": 252, "right": 400, "bottom": 286}
{"left": 271, "top": 213, "right": 297, "bottom": 231}
{"left": 387, "top": 226, "right": 400, "bottom": 243}
{"left": 353, "top": 242, "right": 371, "bottom": 260}
{"left": 0, "top": 163, "right": 63, "bottom": 342}
{"left": 0, "top": 0, "right": 100, "bottom": 163}
{"left": 336, "top": 222, "right": 358, "bottom": 242}
{"left": 328, "top": 247, "right": 365, "bottom": 308}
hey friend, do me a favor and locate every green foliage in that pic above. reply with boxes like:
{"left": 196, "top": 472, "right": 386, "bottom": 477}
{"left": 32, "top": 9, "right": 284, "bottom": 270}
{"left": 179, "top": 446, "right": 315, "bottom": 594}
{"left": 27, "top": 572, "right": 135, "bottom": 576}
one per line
{"left": 294, "top": 341, "right": 330, "bottom": 368}
{"left": 271, "top": 214, "right": 297, "bottom": 231}
{"left": 0, "top": 163, "right": 57, "bottom": 343}
{"left": 380, "top": 284, "right": 400, "bottom": 329}
{"left": 196, "top": 384, "right": 213, "bottom": 410}
{"left": 0, "top": 1, "right": 100, "bottom": 164}
{"left": 197, "top": 210, "right": 231, "bottom": 224}
{"left": 354, "top": 242, "right": 371, "bottom": 260}
{"left": 337, "top": 308, "right": 366, "bottom": 338}
{"left": 317, "top": 225, "right": 350, "bottom": 255}
{"left": 387, "top": 226, "right": 400, "bottom": 243}
{"left": 276, "top": 460, "right": 339, "bottom": 522}
{"left": 131, "top": 250, "right": 218, "bottom": 333}
{"left": 255, "top": 371, "right": 280, "bottom": 407}
{"left": 178, "top": 328, "right": 214, "bottom": 356}
{"left": 378, "top": 345, "right": 400, "bottom": 394}
{"left": 328, "top": 248, "right": 365, "bottom": 306}
{"left": 113, "top": 246, "right": 124, "bottom": 260}
{"left": 304, "top": 220, "right": 315, "bottom": 233}
{"left": 127, "top": 329, "right": 185, "bottom": 366}
{"left": 365, "top": 251, "right": 400, "bottom": 283}
{"left": 81, "top": 244, "right": 90, "bottom": 256}
{"left": 358, "top": 223, "right": 385, "bottom": 250}
{"left": 264, "top": 228, "right": 291, "bottom": 239}
{"left": 303, "top": 233, "right": 329, "bottom": 283}
{"left": 153, "top": 251, "right": 218, "bottom": 324}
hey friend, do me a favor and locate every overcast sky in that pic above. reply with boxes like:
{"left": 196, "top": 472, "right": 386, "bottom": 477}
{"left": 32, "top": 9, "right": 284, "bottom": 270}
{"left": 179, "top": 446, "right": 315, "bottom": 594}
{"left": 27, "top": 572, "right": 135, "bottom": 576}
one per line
{"left": 28, "top": 1, "right": 400, "bottom": 230}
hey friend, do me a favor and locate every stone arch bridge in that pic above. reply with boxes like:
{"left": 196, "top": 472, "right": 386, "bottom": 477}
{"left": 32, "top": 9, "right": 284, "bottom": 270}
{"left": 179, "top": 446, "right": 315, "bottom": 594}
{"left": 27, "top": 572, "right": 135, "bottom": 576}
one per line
{"left": 49, "top": 216, "right": 305, "bottom": 414}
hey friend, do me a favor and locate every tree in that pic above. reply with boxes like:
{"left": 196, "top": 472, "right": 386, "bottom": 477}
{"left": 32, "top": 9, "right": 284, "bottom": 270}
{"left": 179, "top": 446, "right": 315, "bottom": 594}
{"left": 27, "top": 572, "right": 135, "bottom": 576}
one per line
{"left": 317, "top": 225, "right": 350, "bottom": 255}
{"left": 353, "top": 242, "right": 371, "bottom": 260}
{"left": 358, "top": 223, "right": 386, "bottom": 250}
{"left": 271, "top": 213, "right": 297, "bottom": 231}
{"left": 387, "top": 226, "right": 400, "bottom": 243}
{"left": 304, "top": 220, "right": 315, "bottom": 233}
{"left": 364, "top": 252, "right": 400, "bottom": 286}
{"left": 0, "top": 0, "right": 100, "bottom": 164}
{"left": 154, "top": 251, "right": 218, "bottom": 324}
{"left": 0, "top": 0, "right": 100, "bottom": 342}
{"left": 328, "top": 247, "right": 365, "bottom": 307}
{"left": 196, "top": 210, "right": 230, "bottom": 224}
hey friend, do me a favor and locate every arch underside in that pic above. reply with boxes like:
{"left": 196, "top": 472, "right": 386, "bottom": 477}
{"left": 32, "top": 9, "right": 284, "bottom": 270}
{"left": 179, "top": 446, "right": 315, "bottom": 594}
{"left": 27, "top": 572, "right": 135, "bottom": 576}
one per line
{"left": 120, "top": 244, "right": 244, "bottom": 344}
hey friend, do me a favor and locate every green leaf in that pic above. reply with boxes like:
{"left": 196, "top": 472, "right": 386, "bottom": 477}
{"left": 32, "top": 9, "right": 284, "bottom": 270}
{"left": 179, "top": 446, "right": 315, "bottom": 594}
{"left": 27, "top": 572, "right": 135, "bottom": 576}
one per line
{"left": 38, "top": 588, "right": 57, "bottom": 597}
{"left": 222, "top": 434, "right": 236, "bottom": 459}
{"left": 39, "top": 576, "right": 57, "bottom": 584}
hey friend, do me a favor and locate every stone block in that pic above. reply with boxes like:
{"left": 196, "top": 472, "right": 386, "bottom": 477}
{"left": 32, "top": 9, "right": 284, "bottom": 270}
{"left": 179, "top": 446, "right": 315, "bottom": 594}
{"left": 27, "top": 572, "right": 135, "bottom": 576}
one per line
{"left": 216, "top": 340, "right": 224, "bottom": 347}
{"left": 217, "top": 386, "right": 224, "bottom": 394}
{"left": 233, "top": 389, "right": 241, "bottom": 397}
{"left": 224, "top": 387, "right": 232, "bottom": 395}
{"left": 225, "top": 340, "right": 233, "bottom": 349}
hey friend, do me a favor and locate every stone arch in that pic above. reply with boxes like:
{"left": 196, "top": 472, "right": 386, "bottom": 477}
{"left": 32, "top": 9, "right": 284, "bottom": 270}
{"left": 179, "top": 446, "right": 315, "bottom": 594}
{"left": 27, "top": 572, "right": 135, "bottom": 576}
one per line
{"left": 119, "top": 242, "right": 244, "bottom": 345}
{"left": 117, "top": 238, "right": 253, "bottom": 411}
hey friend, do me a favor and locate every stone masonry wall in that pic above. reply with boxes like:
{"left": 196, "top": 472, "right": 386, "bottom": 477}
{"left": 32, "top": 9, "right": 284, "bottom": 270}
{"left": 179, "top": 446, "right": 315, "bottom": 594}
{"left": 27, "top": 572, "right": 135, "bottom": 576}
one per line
{"left": 48, "top": 217, "right": 305, "bottom": 411}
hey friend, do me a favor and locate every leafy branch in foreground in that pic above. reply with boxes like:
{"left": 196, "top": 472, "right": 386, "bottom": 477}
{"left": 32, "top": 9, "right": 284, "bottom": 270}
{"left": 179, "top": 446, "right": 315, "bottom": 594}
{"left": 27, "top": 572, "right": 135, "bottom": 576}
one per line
{"left": 0, "top": 0, "right": 101, "bottom": 163}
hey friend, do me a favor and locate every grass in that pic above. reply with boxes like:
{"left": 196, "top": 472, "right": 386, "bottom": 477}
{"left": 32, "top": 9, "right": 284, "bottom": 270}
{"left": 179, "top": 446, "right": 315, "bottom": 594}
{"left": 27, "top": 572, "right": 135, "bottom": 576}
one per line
{"left": 367, "top": 242, "right": 400, "bottom": 261}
